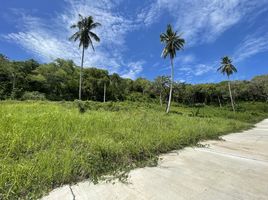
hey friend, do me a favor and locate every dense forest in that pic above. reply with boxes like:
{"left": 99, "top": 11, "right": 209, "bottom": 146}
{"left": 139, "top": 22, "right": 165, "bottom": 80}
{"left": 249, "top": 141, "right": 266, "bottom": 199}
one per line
{"left": 0, "top": 53, "right": 267, "bottom": 105}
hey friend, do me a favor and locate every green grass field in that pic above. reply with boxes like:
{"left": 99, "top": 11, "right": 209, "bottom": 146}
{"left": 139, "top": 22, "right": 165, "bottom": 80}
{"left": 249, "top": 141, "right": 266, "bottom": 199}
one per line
{"left": 0, "top": 101, "right": 268, "bottom": 199}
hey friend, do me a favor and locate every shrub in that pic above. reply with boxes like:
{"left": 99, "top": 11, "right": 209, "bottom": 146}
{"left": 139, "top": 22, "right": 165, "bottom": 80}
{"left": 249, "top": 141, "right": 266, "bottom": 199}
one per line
{"left": 21, "top": 91, "right": 46, "bottom": 101}
{"left": 11, "top": 88, "right": 24, "bottom": 99}
{"left": 75, "top": 100, "right": 86, "bottom": 113}
{"left": 189, "top": 103, "right": 205, "bottom": 117}
{"left": 126, "top": 92, "right": 152, "bottom": 102}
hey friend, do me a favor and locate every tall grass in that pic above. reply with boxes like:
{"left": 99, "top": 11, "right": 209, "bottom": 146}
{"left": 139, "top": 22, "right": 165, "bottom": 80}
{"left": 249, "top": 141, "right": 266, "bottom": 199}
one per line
{"left": 0, "top": 101, "right": 267, "bottom": 199}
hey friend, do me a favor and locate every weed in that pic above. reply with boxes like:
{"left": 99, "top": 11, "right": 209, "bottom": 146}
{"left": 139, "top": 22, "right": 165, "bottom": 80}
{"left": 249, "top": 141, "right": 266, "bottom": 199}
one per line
{"left": 0, "top": 101, "right": 267, "bottom": 199}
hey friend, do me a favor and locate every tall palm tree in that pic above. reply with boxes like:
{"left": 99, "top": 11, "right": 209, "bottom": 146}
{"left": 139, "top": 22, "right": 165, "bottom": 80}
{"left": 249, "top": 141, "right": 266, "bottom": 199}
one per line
{"left": 217, "top": 56, "right": 237, "bottom": 112}
{"left": 70, "top": 14, "right": 101, "bottom": 100}
{"left": 160, "top": 24, "right": 185, "bottom": 113}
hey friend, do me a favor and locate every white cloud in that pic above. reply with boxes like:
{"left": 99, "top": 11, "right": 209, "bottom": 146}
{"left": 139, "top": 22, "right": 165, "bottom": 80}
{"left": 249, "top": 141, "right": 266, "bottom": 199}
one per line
{"left": 3, "top": 0, "right": 144, "bottom": 79}
{"left": 121, "top": 61, "right": 144, "bottom": 80}
{"left": 233, "top": 31, "right": 268, "bottom": 62}
{"left": 194, "top": 64, "right": 214, "bottom": 76}
{"left": 176, "top": 54, "right": 196, "bottom": 65}
{"left": 178, "top": 63, "right": 215, "bottom": 77}
{"left": 178, "top": 79, "right": 186, "bottom": 83}
{"left": 140, "top": 0, "right": 268, "bottom": 46}
{"left": 3, "top": 0, "right": 268, "bottom": 81}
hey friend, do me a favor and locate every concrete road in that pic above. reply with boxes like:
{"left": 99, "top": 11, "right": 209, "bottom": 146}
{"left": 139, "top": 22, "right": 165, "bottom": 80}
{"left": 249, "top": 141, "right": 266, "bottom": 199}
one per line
{"left": 42, "top": 119, "right": 268, "bottom": 200}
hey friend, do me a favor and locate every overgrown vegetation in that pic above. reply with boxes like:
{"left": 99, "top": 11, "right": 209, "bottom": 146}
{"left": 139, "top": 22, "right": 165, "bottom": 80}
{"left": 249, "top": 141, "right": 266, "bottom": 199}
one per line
{"left": 0, "top": 101, "right": 267, "bottom": 199}
{"left": 160, "top": 24, "right": 185, "bottom": 113}
{"left": 1, "top": 7, "right": 267, "bottom": 200}
{"left": 1, "top": 54, "right": 268, "bottom": 104}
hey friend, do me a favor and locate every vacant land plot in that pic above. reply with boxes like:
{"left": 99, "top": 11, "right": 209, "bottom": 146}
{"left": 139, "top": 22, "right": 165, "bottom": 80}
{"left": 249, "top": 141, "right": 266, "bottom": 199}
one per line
{"left": 0, "top": 101, "right": 267, "bottom": 199}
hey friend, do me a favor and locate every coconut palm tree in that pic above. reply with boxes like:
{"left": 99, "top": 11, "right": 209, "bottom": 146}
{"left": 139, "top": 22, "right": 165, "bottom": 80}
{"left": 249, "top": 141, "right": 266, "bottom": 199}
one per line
{"left": 160, "top": 24, "right": 185, "bottom": 113}
{"left": 217, "top": 56, "right": 237, "bottom": 112}
{"left": 70, "top": 14, "right": 101, "bottom": 100}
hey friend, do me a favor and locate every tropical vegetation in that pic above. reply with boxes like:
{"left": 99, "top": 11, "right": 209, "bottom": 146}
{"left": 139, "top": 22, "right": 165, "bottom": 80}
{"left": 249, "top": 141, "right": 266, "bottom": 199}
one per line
{"left": 1, "top": 101, "right": 268, "bottom": 199}
{"left": 0, "top": 15, "right": 268, "bottom": 200}
{"left": 218, "top": 56, "right": 238, "bottom": 112}
{"left": 160, "top": 24, "right": 185, "bottom": 113}
{"left": 70, "top": 15, "right": 101, "bottom": 100}
{"left": 0, "top": 54, "right": 267, "bottom": 105}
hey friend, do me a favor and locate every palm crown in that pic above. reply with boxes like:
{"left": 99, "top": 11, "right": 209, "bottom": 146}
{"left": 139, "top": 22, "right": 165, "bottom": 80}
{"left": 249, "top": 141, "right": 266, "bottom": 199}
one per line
{"left": 160, "top": 24, "right": 185, "bottom": 59}
{"left": 217, "top": 56, "right": 237, "bottom": 77}
{"left": 70, "top": 15, "right": 101, "bottom": 51}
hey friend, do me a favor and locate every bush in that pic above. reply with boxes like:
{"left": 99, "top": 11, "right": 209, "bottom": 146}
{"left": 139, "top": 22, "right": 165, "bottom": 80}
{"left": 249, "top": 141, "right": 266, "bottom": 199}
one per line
{"left": 126, "top": 92, "right": 153, "bottom": 102}
{"left": 189, "top": 103, "right": 205, "bottom": 117}
{"left": 21, "top": 91, "right": 46, "bottom": 101}
{"left": 84, "top": 101, "right": 128, "bottom": 112}
{"left": 11, "top": 88, "right": 24, "bottom": 99}
{"left": 75, "top": 100, "right": 86, "bottom": 113}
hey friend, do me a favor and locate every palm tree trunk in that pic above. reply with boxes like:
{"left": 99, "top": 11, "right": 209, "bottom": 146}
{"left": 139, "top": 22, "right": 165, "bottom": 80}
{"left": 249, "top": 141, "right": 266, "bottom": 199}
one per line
{"left": 228, "top": 76, "right": 235, "bottom": 112}
{"left": 160, "top": 92, "right": 163, "bottom": 107}
{"left": 12, "top": 73, "right": 16, "bottom": 91}
{"left": 103, "top": 82, "right": 106, "bottom": 103}
{"left": 79, "top": 46, "right": 85, "bottom": 100}
{"left": 217, "top": 95, "right": 222, "bottom": 108}
{"left": 166, "top": 58, "right": 174, "bottom": 113}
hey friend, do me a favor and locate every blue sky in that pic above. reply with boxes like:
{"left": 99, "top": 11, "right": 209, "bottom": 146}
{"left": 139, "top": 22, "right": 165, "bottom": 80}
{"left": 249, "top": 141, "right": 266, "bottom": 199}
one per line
{"left": 0, "top": 0, "right": 268, "bottom": 83}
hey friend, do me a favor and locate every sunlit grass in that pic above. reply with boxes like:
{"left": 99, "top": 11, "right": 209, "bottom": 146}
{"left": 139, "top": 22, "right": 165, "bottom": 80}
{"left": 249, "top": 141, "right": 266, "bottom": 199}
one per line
{"left": 0, "top": 101, "right": 267, "bottom": 199}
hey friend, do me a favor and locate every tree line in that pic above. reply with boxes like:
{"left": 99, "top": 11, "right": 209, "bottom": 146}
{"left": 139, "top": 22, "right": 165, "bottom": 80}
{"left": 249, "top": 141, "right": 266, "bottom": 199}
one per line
{"left": 68, "top": 15, "right": 239, "bottom": 113}
{"left": 0, "top": 53, "right": 267, "bottom": 105}
{"left": 1, "top": 15, "right": 267, "bottom": 109}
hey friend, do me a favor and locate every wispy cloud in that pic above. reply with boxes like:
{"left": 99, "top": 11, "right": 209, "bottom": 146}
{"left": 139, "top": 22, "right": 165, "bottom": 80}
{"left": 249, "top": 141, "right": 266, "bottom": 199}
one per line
{"left": 121, "top": 61, "right": 144, "bottom": 80}
{"left": 178, "top": 64, "right": 214, "bottom": 77}
{"left": 140, "top": 0, "right": 268, "bottom": 46}
{"left": 175, "top": 54, "right": 196, "bottom": 65}
{"left": 156, "top": 54, "right": 213, "bottom": 80}
{"left": 233, "top": 31, "right": 268, "bottom": 62}
{"left": 194, "top": 64, "right": 214, "bottom": 76}
{"left": 3, "top": 0, "right": 144, "bottom": 79}
{"left": 3, "top": 0, "right": 268, "bottom": 81}
{"left": 177, "top": 64, "right": 222, "bottom": 83}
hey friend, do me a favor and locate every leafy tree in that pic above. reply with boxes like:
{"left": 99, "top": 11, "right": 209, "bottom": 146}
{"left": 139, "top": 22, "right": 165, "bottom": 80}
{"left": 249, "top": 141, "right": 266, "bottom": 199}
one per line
{"left": 83, "top": 68, "right": 109, "bottom": 101}
{"left": 109, "top": 73, "right": 125, "bottom": 101}
{"left": 123, "top": 78, "right": 134, "bottom": 98}
{"left": 160, "top": 24, "right": 185, "bottom": 113}
{"left": 133, "top": 78, "right": 151, "bottom": 96}
{"left": 251, "top": 75, "right": 268, "bottom": 101}
{"left": 0, "top": 57, "right": 11, "bottom": 99}
{"left": 217, "top": 56, "right": 237, "bottom": 112}
{"left": 28, "top": 59, "right": 78, "bottom": 100}
{"left": 173, "top": 82, "right": 186, "bottom": 103}
{"left": 153, "top": 76, "right": 170, "bottom": 106}
{"left": 0, "top": 54, "right": 8, "bottom": 62}
{"left": 70, "top": 14, "right": 101, "bottom": 100}
{"left": 183, "top": 84, "right": 195, "bottom": 105}
{"left": 0, "top": 57, "right": 39, "bottom": 99}
{"left": 1, "top": 53, "right": 268, "bottom": 105}
{"left": 215, "top": 86, "right": 223, "bottom": 107}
